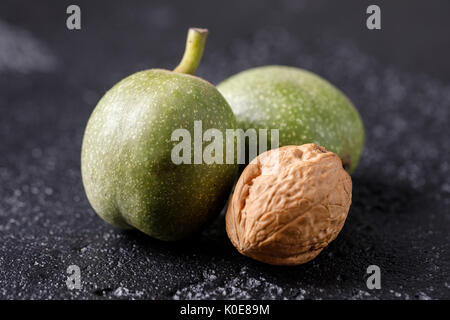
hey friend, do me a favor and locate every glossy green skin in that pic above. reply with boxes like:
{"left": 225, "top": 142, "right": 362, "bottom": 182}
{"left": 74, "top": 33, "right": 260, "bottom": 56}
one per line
{"left": 81, "top": 69, "right": 238, "bottom": 241}
{"left": 217, "top": 66, "right": 364, "bottom": 173}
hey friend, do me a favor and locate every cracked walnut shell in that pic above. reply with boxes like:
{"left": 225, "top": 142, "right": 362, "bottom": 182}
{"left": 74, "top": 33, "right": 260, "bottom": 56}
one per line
{"left": 226, "top": 144, "right": 352, "bottom": 265}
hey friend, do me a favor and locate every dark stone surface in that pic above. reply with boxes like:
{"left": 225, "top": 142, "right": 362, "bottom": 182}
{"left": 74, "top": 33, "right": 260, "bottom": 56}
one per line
{"left": 0, "top": 0, "right": 449, "bottom": 299}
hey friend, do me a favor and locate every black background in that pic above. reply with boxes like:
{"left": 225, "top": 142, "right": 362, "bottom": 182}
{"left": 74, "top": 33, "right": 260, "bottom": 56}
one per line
{"left": 0, "top": 0, "right": 449, "bottom": 299}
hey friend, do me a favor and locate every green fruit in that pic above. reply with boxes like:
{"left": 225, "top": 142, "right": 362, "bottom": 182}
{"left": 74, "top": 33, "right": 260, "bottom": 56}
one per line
{"left": 81, "top": 28, "right": 238, "bottom": 241}
{"left": 217, "top": 65, "right": 364, "bottom": 173}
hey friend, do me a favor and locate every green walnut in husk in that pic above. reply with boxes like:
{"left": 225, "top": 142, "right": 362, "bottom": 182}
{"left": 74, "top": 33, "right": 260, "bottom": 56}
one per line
{"left": 81, "top": 28, "right": 238, "bottom": 241}
{"left": 218, "top": 66, "right": 364, "bottom": 173}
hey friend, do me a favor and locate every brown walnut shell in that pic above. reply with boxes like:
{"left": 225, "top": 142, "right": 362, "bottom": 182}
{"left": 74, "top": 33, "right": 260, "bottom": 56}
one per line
{"left": 226, "top": 144, "right": 352, "bottom": 266}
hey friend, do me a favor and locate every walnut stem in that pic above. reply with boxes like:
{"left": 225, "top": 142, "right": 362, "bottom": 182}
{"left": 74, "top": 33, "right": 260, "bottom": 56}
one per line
{"left": 173, "top": 28, "right": 208, "bottom": 75}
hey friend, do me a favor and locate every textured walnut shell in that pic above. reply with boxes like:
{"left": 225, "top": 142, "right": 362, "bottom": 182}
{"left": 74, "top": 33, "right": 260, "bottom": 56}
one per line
{"left": 226, "top": 144, "right": 352, "bottom": 266}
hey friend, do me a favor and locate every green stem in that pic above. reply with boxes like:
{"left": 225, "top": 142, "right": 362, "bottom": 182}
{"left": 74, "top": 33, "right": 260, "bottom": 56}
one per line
{"left": 174, "top": 28, "right": 208, "bottom": 75}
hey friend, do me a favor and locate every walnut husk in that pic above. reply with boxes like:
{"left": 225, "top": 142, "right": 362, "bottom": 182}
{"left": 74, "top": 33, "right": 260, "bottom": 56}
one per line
{"left": 226, "top": 144, "right": 352, "bottom": 266}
